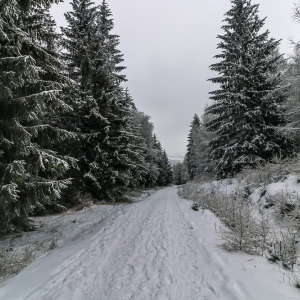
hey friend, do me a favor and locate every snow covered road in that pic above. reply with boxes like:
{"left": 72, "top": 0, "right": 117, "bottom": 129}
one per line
{"left": 0, "top": 186, "right": 299, "bottom": 300}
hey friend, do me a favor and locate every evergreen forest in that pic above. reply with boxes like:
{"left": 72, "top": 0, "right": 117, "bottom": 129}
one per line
{"left": 3, "top": 0, "right": 300, "bottom": 297}
{"left": 3, "top": 0, "right": 300, "bottom": 247}
{"left": 0, "top": 0, "right": 173, "bottom": 233}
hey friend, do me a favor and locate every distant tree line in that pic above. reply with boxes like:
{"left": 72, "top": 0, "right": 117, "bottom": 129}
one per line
{"left": 0, "top": 0, "right": 173, "bottom": 233}
{"left": 185, "top": 0, "right": 300, "bottom": 181}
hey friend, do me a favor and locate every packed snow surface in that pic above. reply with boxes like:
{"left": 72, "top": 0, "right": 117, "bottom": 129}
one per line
{"left": 0, "top": 186, "right": 299, "bottom": 300}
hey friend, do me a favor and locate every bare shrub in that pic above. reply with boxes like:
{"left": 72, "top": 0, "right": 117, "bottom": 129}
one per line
{"left": 288, "top": 204, "right": 300, "bottom": 232}
{"left": 268, "top": 229, "right": 299, "bottom": 270}
{"left": 217, "top": 198, "right": 272, "bottom": 255}
{"left": 255, "top": 208, "right": 271, "bottom": 256}
{"left": 273, "top": 189, "right": 296, "bottom": 217}
{"left": 288, "top": 265, "right": 300, "bottom": 288}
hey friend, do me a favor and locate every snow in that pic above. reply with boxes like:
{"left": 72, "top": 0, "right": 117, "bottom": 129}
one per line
{"left": 261, "top": 175, "right": 300, "bottom": 205}
{"left": 0, "top": 186, "right": 299, "bottom": 299}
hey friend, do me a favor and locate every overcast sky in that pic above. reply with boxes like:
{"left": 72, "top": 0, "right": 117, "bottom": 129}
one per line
{"left": 50, "top": 0, "right": 300, "bottom": 159}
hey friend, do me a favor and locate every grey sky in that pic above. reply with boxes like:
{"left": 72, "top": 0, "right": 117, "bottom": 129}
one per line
{"left": 50, "top": 0, "right": 300, "bottom": 159}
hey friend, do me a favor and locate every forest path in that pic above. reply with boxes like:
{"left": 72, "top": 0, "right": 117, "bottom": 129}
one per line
{"left": 0, "top": 187, "right": 299, "bottom": 300}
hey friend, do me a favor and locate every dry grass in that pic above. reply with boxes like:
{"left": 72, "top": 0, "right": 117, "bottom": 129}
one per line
{"left": 48, "top": 239, "right": 58, "bottom": 250}
{"left": 120, "top": 188, "right": 157, "bottom": 204}
{"left": 0, "top": 247, "right": 34, "bottom": 282}
{"left": 73, "top": 191, "right": 95, "bottom": 211}
{"left": 115, "top": 196, "right": 135, "bottom": 204}
{"left": 125, "top": 190, "right": 143, "bottom": 198}
{"left": 0, "top": 230, "right": 64, "bottom": 282}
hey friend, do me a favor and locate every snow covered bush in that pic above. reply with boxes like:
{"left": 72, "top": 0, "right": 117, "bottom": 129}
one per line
{"left": 236, "top": 157, "right": 296, "bottom": 188}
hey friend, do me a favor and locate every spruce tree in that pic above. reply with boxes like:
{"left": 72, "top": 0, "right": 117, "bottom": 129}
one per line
{"left": 91, "top": 0, "right": 146, "bottom": 198}
{"left": 206, "top": 0, "right": 293, "bottom": 178}
{"left": 163, "top": 150, "right": 174, "bottom": 185}
{"left": 131, "top": 111, "right": 160, "bottom": 187}
{"left": 173, "top": 160, "right": 188, "bottom": 185}
{"left": 62, "top": 0, "right": 146, "bottom": 200}
{"left": 173, "top": 163, "right": 181, "bottom": 185}
{"left": 192, "top": 110, "right": 216, "bottom": 178}
{"left": 0, "top": 0, "right": 76, "bottom": 231}
{"left": 60, "top": 0, "right": 101, "bottom": 196}
{"left": 153, "top": 138, "right": 164, "bottom": 186}
{"left": 186, "top": 114, "right": 200, "bottom": 180}
{"left": 156, "top": 149, "right": 173, "bottom": 186}
{"left": 151, "top": 136, "right": 165, "bottom": 186}
{"left": 284, "top": 46, "right": 300, "bottom": 152}
{"left": 181, "top": 156, "right": 189, "bottom": 184}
